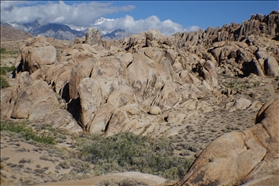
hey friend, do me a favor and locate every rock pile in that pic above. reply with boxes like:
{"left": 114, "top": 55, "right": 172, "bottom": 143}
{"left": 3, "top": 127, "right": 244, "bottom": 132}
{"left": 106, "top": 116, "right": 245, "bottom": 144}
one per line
{"left": 1, "top": 11, "right": 279, "bottom": 138}
{"left": 1, "top": 10, "right": 278, "bottom": 186}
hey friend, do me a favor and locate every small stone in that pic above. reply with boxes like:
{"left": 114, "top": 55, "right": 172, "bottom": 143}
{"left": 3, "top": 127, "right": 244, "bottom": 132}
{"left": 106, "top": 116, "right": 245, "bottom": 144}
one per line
{"left": 149, "top": 106, "right": 161, "bottom": 115}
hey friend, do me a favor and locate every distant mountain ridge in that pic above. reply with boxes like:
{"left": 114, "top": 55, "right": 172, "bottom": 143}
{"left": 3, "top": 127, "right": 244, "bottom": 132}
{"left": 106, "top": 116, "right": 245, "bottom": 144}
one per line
{"left": 4, "top": 20, "right": 132, "bottom": 41}
{"left": 102, "top": 29, "right": 133, "bottom": 40}
{"left": 31, "top": 23, "right": 86, "bottom": 40}
{"left": 0, "top": 23, "right": 33, "bottom": 41}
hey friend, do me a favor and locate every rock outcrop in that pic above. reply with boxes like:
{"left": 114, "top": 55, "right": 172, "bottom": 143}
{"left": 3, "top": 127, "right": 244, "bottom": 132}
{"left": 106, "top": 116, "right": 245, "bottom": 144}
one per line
{"left": 174, "top": 95, "right": 279, "bottom": 186}
{"left": 264, "top": 56, "right": 279, "bottom": 77}
{"left": 15, "top": 35, "right": 57, "bottom": 74}
{"left": 1, "top": 11, "right": 279, "bottom": 143}
{"left": 85, "top": 27, "right": 101, "bottom": 46}
{"left": 1, "top": 72, "right": 82, "bottom": 133}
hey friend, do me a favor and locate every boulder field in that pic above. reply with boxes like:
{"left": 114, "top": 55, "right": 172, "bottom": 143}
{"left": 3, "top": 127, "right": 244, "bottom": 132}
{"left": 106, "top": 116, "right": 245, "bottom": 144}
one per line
{"left": 1, "top": 10, "right": 278, "bottom": 185}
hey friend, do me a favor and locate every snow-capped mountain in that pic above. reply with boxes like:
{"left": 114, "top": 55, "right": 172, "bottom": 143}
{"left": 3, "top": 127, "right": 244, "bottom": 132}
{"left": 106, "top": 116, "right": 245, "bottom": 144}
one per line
{"left": 5, "top": 21, "right": 84, "bottom": 40}
{"left": 4, "top": 18, "right": 132, "bottom": 40}
{"left": 94, "top": 17, "right": 115, "bottom": 26}
{"left": 8, "top": 21, "right": 40, "bottom": 32}
{"left": 93, "top": 17, "right": 133, "bottom": 39}
{"left": 68, "top": 25, "right": 87, "bottom": 32}
{"left": 102, "top": 29, "right": 132, "bottom": 40}
{"left": 32, "top": 23, "right": 86, "bottom": 40}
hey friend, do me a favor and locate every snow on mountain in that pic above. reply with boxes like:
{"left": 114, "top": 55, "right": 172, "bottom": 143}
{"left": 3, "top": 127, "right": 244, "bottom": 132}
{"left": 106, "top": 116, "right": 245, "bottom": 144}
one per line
{"left": 4, "top": 17, "right": 132, "bottom": 40}
{"left": 67, "top": 25, "right": 88, "bottom": 32}
{"left": 94, "top": 17, "right": 115, "bottom": 25}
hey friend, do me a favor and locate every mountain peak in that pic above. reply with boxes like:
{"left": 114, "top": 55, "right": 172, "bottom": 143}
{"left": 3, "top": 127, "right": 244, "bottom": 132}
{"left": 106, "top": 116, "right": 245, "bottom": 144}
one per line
{"left": 94, "top": 17, "right": 115, "bottom": 25}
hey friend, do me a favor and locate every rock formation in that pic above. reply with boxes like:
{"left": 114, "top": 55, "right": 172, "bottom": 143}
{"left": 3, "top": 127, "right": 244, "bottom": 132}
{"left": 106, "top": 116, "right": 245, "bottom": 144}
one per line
{"left": 174, "top": 95, "right": 279, "bottom": 186}
{"left": 0, "top": 9, "right": 277, "bottom": 165}
{"left": 1, "top": 72, "right": 82, "bottom": 133}
{"left": 85, "top": 27, "right": 101, "bottom": 46}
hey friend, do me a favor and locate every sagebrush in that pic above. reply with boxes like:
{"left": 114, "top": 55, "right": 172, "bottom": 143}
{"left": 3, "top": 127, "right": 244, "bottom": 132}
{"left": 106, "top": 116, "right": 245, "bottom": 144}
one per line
{"left": 79, "top": 132, "right": 194, "bottom": 180}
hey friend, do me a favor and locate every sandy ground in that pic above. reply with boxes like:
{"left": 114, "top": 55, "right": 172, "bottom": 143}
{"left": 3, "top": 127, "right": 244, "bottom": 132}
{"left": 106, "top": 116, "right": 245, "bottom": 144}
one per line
{"left": 36, "top": 172, "right": 167, "bottom": 186}
{"left": 0, "top": 133, "right": 72, "bottom": 186}
{"left": 0, "top": 132, "right": 168, "bottom": 186}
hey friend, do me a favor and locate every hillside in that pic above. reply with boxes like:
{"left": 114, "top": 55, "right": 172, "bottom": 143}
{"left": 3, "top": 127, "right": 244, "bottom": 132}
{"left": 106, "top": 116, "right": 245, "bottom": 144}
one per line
{"left": 0, "top": 11, "right": 278, "bottom": 186}
{"left": 0, "top": 24, "right": 33, "bottom": 41}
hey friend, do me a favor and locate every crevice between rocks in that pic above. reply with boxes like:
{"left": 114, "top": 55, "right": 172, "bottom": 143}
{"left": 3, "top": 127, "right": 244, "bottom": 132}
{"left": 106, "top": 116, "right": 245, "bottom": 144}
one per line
{"left": 104, "top": 113, "right": 113, "bottom": 132}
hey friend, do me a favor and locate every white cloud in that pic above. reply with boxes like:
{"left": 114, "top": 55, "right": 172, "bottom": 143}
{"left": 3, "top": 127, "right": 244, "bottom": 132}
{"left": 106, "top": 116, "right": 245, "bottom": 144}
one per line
{"left": 0, "top": 1, "right": 199, "bottom": 36}
{"left": 0, "top": 1, "right": 135, "bottom": 26}
{"left": 185, "top": 26, "right": 200, "bottom": 32}
{"left": 94, "top": 15, "right": 199, "bottom": 36}
{"left": 1, "top": 1, "right": 34, "bottom": 11}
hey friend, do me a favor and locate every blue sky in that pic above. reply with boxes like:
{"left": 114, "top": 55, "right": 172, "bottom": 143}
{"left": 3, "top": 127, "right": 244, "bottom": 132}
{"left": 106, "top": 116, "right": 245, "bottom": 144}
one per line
{"left": 92, "top": 1, "right": 278, "bottom": 29}
{"left": 1, "top": 1, "right": 278, "bottom": 35}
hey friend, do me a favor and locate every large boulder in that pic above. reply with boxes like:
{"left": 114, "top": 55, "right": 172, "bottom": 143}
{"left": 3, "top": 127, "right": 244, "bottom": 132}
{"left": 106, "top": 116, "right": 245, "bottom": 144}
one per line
{"left": 78, "top": 78, "right": 103, "bottom": 130}
{"left": 202, "top": 60, "right": 218, "bottom": 87}
{"left": 91, "top": 55, "right": 129, "bottom": 98}
{"left": 16, "top": 35, "right": 56, "bottom": 74}
{"left": 0, "top": 87, "right": 15, "bottom": 119}
{"left": 44, "top": 63, "right": 72, "bottom": 99}
{"left": 229, "top": 98, "right": 252, "bottom": 112}
{"left": 69, "top": 58, "right": 97, "bottom": 99}
{"left": 174, "top": 95, "right": 279, "bottom": 186}
{"left": 106, "top": 85, "right": 137, "bottom": 109}
{"left": 89, "top": 103, "right": 115, "bottom": 134}
{"left": 105, "top": 103, "right": 142, "bottom": 136}
{"left": 43, "top": 109, "right": 82, "bottom": 133}
{"left": 11, "top": 79, "right": 59, "bottom": 120}
{"left": 145, "top": 29, "right": 163, "bottom": 47}
{"left": 124, "top": 33, "right": 146, "bottom": 52}
{"left": 85, "top": 28, "right": 101, "bottom": 46}
{"left": 2, "top": 72, "right": 81, "bottom": 133}
{"left": 180, "top": 70, "right": 200, "bottom": 84}
{"left": 264, "top": 56, "right": 279, "bottom": 77}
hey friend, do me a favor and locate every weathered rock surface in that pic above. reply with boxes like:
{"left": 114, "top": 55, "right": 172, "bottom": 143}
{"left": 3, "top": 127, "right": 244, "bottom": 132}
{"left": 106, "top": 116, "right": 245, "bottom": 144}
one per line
{"left": 78, "top": 78, "right": 103, "bottom": 131}
{"left": 174, "top": 95, "right": 279, "bottom": 186}
{"left": 85, "top": 27, "right": 101, "bottom": 46}
{"left": 1, "top": 11, "right": 279, "bottom": 160}
{"left": 1, "top": 72, "right": 81, "bottom": 133}
{"left": 69, "top": 58, "right": 97, "bottom": 99}
{"left": 201, "top": 60, "right": 218, "bottom": 87}
{"left": 264, "top": 56, "right": 279, "bottom": 77}
{"left": 149, "top": 106, "right": 161, "bottom": 115}
{"left": 16, "top": 35, "right": 57, "bottom": 74}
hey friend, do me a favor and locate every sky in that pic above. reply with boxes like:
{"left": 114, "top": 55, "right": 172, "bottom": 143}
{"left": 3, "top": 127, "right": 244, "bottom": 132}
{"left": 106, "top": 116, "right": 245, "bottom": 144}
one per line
{"left": 1, "top": 1, "right": 278, "bottom": 35}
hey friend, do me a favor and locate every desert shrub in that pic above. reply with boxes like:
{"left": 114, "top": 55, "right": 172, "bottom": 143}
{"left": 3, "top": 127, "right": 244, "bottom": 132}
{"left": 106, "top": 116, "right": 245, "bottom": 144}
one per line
{"left": 0, "top": 48, "right": 7, "bottom": 53}
{"left": 0, "top": 66, "right": 15, "bottom": 89}
{"left": 222, "top": 80, "right": 260, "bottom": 91}
{"left": 79, "top": 132, "right": 194, "bottom": 180}
{"left": 0, "top": 66, "right": 15, "bottom": 75}
{"left": 0, "top": 76, "right": 10, "bottom": 88}
{"left": 99, "top": 178, "right": 148, "bottom": 186}
{"left": 58, "top": 161, "right": 71, "bottom": 169}
{"left": 0, "top": 120, "right": 56, "bottom": 145}
{"left": 0, "top": 48, "right": 19, "bottom": 58}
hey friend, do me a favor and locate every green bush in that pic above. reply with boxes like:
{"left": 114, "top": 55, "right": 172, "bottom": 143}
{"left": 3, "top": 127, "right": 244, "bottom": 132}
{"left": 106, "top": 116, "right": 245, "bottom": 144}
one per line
{"left": 223, "top": 81, "right": 260, "bottom": 91}
{"left": 0, "top": 66, "right": 15, "bottom": 75}
{"left": 0, "top": 48, "right": 7, "bottom": 52}
{"left": 79, "top": 132, "right": 194, "bottom": 180}
{"left": 0, "top": 76, "right": 10, "bottom": 88}
{"left": 99, "top": 178, "right": 148, "bottom": 186}
{"left": 0, "top": 48, "right": 19, "bottom": 57}
{"left": 0, "top": 120, "right": 56, "bottom": 145}
{"left": 0, "top": 66, "right": 15, "bottom": 89}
